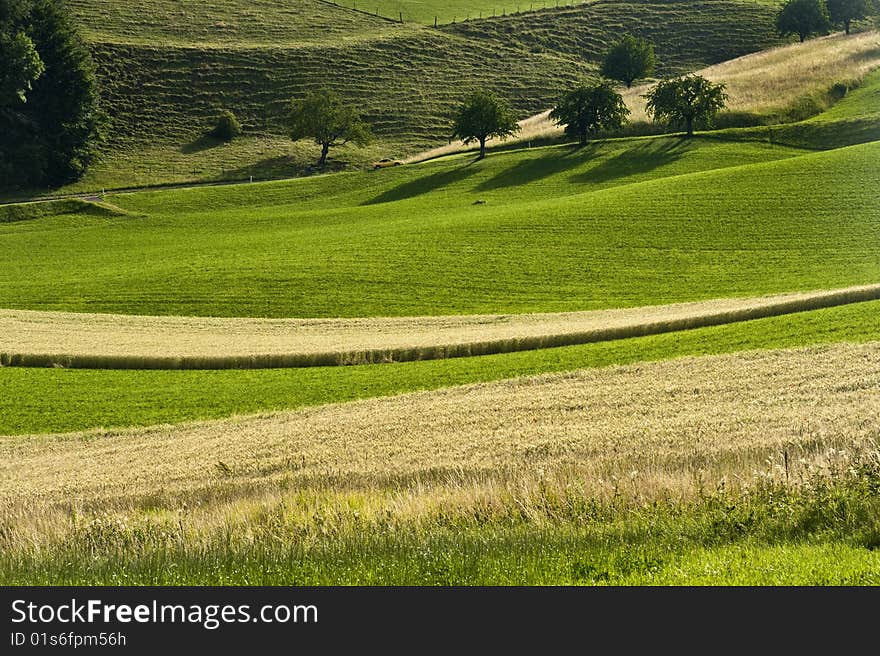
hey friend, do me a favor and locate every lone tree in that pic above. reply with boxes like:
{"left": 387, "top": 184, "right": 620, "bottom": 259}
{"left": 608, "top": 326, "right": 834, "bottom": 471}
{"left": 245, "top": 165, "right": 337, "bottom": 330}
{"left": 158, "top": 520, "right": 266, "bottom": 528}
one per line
{"left": 288, "top": 89, "right": 372, "bottom": 168}
{"left": 826, "top": 0, "right": 871, "bottom": 34}
{"left": 1, "top": 0, "right": 102, "bottom": 188}
{"left": 644, "top": 75, "right": 728, "bottom": 137}
{"left": 775, "top": 0, "right": 831, "bottom": 42}
{"left": 451, "top": 90, "right": 520, "bottom": 159}
{"left": 550, "top": 81, "right": 630, "bottom": 146}
{"left": 600, "top": 35, "right": 656, "bottom": 88}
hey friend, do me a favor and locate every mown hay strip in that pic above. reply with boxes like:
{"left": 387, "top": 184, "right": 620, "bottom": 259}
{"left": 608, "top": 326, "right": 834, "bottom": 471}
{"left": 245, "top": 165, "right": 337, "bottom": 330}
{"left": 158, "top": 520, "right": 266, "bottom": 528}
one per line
{"left": 1, "top": 284, "right": 879, "bottom": 370}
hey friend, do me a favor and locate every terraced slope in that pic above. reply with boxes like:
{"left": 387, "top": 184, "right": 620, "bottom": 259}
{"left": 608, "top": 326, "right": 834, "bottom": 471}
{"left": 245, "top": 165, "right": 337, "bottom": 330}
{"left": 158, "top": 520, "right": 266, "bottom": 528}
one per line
{"left": 1, "top": 139, "right": 877, "bottom": 318}
{"left": 55, "top": 0, "right": 785, "bottom": 191}
{"left": 92, "top": 33, "right": 593, "bottom": 147}
{"left": 67, "top": 0, "right": 401, "bottom": 46}
{"left": 441, "top": 0, "right": 782, "bottom": 73}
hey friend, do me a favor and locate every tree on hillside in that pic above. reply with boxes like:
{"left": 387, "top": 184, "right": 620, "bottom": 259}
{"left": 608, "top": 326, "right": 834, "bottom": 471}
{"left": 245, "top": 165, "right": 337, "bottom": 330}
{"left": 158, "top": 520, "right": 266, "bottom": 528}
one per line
{"left": 776, "top": 0, "right": 831, "bottom": 42}
{"left": 644, "top": 75, "right": 728, "bottom": 137}
{"left": 288, "top": 89, "right": 372, "bottom": 168}
{"left": 826, "top": 0, "right": 871, "bottom": 34}
{"left": 451, "top": 90, "right": 520, "bottom": 159}
{"left": 600, "top": 35, "right": 656, "bottom": 88}
{"left": 0, "top": 0, "right": 102, "bottom": 188}
{"left": 550, "top": 81, "right": 630, "bottom": 146}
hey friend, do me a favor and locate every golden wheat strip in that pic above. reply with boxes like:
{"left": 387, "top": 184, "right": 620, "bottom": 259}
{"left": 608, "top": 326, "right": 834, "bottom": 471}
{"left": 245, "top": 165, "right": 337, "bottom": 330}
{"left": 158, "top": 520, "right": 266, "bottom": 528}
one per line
{"left": 1, "top": 284, "right": 879, "bottom": 369}
{"left": 2, "top": 343, "right": 878, "bottom": 507}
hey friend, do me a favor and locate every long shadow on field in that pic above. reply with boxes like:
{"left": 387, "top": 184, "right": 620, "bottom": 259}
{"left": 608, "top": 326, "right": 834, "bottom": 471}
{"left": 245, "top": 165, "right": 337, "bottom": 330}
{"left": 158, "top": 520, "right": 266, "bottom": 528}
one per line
{"left": 570, "top": 138, "right": 689, "bottom": 185}
{"left": 364, "top": 162, "right": 480, "bottom": 205}
{"left": 475, "top": 144, "right": 602, "bottom": 192}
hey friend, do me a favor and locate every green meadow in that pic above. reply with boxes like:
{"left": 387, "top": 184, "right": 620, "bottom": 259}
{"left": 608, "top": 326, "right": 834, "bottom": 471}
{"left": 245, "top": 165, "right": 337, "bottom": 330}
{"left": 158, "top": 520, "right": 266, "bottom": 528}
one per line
{"left": 2, "top": 138, "right": 878, "bottom": 318}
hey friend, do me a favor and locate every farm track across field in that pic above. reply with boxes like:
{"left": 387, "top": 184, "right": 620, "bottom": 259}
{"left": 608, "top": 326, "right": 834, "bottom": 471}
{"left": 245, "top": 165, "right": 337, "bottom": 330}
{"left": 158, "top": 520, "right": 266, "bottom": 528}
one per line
{"left": 2, "top": 284, "right": 879, "bottom": 370}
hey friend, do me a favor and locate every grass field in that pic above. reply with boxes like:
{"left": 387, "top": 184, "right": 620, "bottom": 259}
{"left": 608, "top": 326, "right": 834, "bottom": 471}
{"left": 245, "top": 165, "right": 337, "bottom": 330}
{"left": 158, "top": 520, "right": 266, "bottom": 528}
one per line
{"left": 2, "top": 343, "right": 878, "bottom": 584}
{"left": 4, "top": 6, "right": 880, "bottom": 586}
{"left": 442, "top": 0, "right": 782, "bottom": 71}
{"left": 340, "top": 0, "right": 589, "bottom": 24}
{"left": 3, "top": 284, "right": 877, "bottom": 369}
{"left": 69, "top": 0, "right": 590, "bottom": 32}
{"left": 1, "top": 297, "right": 878, "bottom": 436}
{"left": 1, "top": 139, "right": 877, "bottom": 318}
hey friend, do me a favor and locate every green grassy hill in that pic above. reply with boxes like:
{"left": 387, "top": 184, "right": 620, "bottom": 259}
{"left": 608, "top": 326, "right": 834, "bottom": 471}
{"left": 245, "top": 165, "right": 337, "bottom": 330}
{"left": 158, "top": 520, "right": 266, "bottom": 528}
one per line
{"left": 67, "top": 0, "right": 401, "bottom": 45}
{"left": 22, "top": 0, "right": 780, "bottom": 194}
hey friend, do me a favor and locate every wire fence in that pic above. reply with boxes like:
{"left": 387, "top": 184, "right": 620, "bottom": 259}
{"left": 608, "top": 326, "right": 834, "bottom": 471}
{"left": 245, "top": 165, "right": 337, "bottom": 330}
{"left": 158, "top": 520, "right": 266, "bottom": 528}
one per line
{"left": 322, "top": 0, "right": 596, "bottom": 25}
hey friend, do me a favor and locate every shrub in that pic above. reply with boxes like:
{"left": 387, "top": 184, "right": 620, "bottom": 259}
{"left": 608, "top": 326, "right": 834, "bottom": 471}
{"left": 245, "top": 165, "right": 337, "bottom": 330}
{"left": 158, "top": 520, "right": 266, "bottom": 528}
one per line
{"left": 211, "top": 110, "right": 242, "bottom": 142}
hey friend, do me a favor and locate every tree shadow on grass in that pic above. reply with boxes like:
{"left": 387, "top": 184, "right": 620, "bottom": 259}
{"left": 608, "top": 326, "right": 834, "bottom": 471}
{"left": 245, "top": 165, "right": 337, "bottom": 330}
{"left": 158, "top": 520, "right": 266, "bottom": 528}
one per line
{"left": 363, "top": 160, "right": 481, "bottom": 205}
{"left": 569, "top": 137, "right": 691, "bottom": 185}
{"left": 180, "top": 135, "right": 225, "bottom": 155}
{"left": 222, "top": 155, "right": 302, "bottom": 181}
{"left": 474, "top": 144, "right": 602, "bottom": 192}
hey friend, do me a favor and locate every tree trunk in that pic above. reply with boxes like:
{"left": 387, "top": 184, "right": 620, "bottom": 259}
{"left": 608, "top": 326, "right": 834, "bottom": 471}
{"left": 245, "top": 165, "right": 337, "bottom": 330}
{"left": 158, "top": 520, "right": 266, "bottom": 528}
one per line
{"left": 318, "top": 142, "right": 330, "bottom": 167}
{"left": 479, "top": 137, "right": 487, "bottom": 159}
{"left": 579, "top": 131, "right": 588, "bottom": 147}
{"left": 844, "top": 20, "right": 851, "bottom": 35}
{"left": 799, "top": 33, "right": 806, "bottom": 42}
{"left": 685, "top": 116, "right": 694, "bottom": 137}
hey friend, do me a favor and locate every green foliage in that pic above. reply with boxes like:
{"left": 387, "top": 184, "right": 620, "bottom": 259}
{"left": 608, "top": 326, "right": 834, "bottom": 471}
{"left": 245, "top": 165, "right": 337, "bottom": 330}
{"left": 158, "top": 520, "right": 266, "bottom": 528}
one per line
{"left": 0, "top": 31, "right": 44, "bottom": 105}
{"left": 826, "top": 0, "right": 872, "bottom": 33}
{"left": 776, "top": 0, "right": 831, "bottom": 42}
{"left": 4, "top": 466, "right": 880, "bottom": 584}
{"left": 0, "top": 0, "right": 102, "bottom": 189}
{"left": 451, "top": 90, "right": 520, "bottom": 158}
{"left": 550, "top": 81, "right": 630, "bottom": 145}
{"left": 645, "top": 74, "right": 728, "bottom": 136}
{"left": 210, "top": 109, "right": 242, "bottom": 142}
{"left": 600, "top": 34, "right": 656, "bottom": 88}
{"left": 289, "top": 89, "right": 372, "bottom": 167}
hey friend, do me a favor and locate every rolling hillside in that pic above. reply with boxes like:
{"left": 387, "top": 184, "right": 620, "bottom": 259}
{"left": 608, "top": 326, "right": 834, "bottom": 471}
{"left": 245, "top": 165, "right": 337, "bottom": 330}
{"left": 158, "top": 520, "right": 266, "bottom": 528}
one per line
{"left": 1, "top": 138, "right": 878, "bottom": 318}
{"left": 26, "top": 0, "right": 784, "bottom": 193}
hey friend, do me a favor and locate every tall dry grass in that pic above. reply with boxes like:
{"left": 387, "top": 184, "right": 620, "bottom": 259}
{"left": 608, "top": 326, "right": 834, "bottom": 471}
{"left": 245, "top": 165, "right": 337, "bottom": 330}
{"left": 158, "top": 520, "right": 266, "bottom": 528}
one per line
{"left": 3, "top": 342, "right": 878, "bottom": 508}
{"left": 2, "top": 284, "right": 879, "bottom": 369}
{"left": 1, "top": 342, "right": 878, "bottom": 557}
